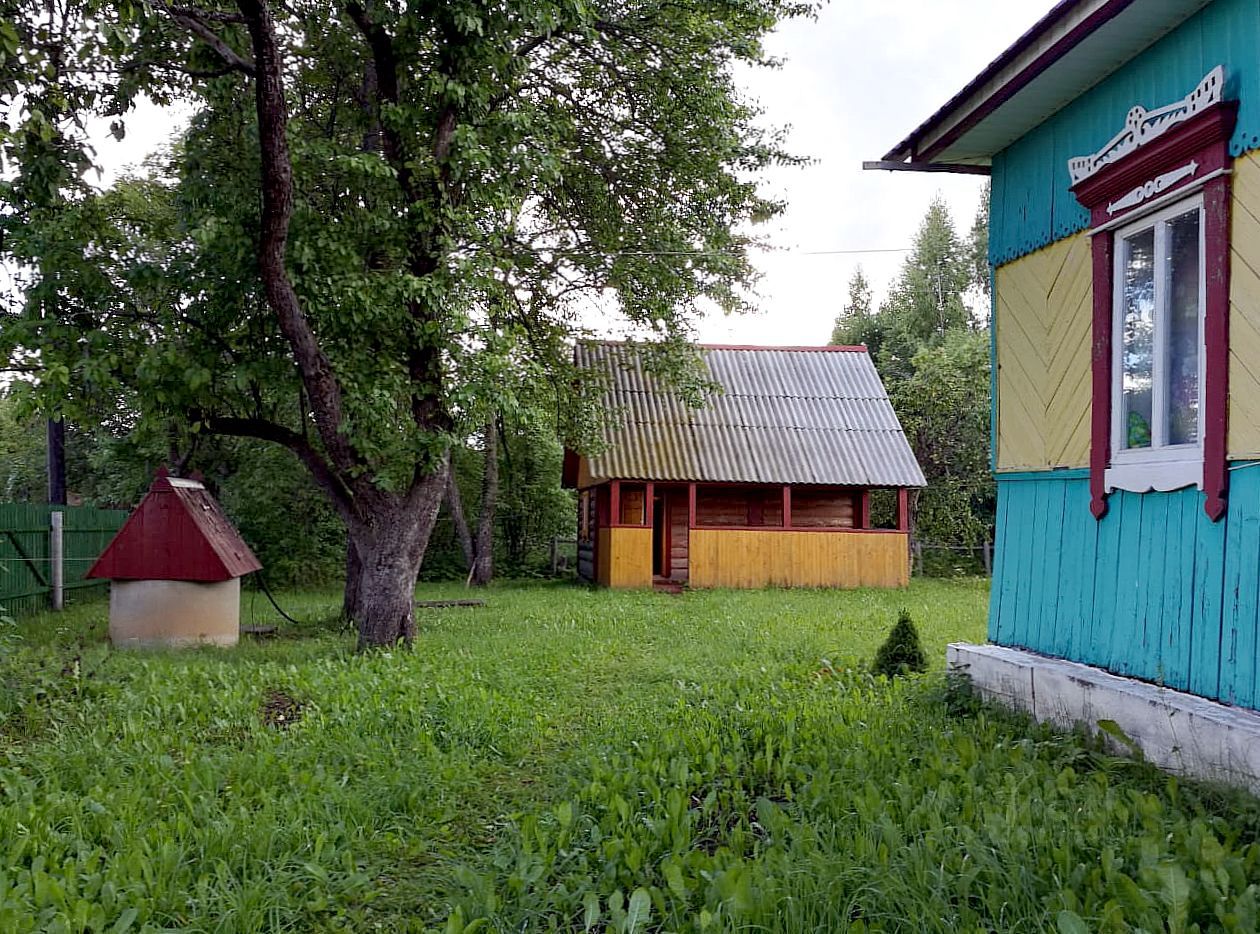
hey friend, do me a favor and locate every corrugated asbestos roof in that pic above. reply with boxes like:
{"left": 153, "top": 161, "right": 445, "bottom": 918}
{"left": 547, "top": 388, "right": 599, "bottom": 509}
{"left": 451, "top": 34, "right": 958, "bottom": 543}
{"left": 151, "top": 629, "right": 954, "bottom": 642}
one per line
{"left": 577, "top": 344, "right": 926, "bottom": 488}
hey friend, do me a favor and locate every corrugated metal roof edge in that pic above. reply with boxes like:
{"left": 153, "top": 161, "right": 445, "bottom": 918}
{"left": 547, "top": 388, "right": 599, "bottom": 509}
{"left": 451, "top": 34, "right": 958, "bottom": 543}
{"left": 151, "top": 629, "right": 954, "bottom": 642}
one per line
{"left": 582, "top": 340, "right": 870, "bottom": 353}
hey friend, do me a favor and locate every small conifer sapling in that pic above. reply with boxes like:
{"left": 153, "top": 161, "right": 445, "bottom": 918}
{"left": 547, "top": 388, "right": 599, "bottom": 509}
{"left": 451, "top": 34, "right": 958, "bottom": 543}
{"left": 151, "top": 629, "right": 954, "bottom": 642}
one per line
{"left": 872, "top": 609, "right": 928, "bottom": 677}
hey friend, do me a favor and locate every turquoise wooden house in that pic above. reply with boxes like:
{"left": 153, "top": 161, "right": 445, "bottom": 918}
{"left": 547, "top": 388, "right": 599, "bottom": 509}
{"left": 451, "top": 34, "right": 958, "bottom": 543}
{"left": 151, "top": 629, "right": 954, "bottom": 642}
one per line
{"left": 878, "top": 0, "right": 1260, "bottom": 786}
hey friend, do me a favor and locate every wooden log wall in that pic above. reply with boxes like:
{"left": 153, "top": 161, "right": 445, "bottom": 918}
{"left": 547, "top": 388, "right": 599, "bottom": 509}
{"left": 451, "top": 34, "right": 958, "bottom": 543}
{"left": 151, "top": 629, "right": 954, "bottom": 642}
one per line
{"left": 791, "top": 490, "right": 857, "bottom": 528}
{"left": 695, "top": 487, "right": 783, "bottom": 527}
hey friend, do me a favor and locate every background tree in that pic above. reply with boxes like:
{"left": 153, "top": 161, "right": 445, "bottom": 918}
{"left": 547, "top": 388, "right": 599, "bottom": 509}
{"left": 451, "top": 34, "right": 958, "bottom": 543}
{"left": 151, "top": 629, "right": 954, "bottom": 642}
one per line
{"left": 829, "top": 193, "right": 994, "bottom": 568}
{"left": 0, "top": 0, "right": 810, "bottom": 645}
{"left": 890, "top": 331, "right": 993, "bottom": 554}
{"left": 830, "top": 265, "right": 888, "bottom": 352}
{"left": 969, "top": 183, "right": 992, "bottom": 297}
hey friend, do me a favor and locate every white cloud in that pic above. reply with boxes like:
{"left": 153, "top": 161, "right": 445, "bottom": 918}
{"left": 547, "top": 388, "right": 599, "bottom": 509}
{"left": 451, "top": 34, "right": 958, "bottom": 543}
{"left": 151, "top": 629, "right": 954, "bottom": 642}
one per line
{"left": 696, "top": 0, "right": 1049, "bottom": 346}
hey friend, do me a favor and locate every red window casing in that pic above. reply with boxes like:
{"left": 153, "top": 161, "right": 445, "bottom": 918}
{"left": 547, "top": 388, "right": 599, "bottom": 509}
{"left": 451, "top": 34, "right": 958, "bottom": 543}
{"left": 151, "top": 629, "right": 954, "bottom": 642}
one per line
{"left": 1069, "top": 98, "right": 1237, "bottom": 521}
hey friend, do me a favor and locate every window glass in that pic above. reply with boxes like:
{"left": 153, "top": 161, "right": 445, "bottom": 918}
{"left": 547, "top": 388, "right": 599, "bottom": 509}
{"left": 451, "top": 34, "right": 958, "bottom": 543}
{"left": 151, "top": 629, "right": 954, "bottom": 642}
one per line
{"left": 1112, "top": 197, "right": 1206, "bottom": 469}
{"left": 1121, "top": 228, "right": 1155, "bottom": 449}
{"left": 1165, "top": 209, "right": 1201, "bottom": 446}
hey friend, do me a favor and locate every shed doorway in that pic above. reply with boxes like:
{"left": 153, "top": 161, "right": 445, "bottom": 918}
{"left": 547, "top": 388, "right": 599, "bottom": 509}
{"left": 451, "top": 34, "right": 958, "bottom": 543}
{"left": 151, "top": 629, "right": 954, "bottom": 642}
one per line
{"left": 653, "top": 487, "right": 689, "bottom": 585}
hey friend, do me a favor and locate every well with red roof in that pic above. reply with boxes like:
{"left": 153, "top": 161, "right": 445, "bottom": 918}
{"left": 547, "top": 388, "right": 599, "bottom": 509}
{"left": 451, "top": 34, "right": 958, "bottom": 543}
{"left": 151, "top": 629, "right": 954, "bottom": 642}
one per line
{"left": 88, "top": 468, "right": 261, "bottom": 647}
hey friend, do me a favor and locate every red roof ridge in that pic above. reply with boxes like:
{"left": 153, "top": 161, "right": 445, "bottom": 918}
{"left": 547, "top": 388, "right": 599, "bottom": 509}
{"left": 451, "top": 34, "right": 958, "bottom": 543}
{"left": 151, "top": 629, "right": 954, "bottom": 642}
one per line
{"left": 582, "top": 339, "right": 868, "bottom": 353}
{"left": 697, "top": 343, "right": 868, "bottom": 353}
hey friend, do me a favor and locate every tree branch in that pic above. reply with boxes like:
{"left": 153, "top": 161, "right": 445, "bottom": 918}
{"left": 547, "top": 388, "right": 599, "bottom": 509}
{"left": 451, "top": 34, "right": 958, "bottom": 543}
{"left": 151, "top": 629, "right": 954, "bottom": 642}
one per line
{"left": 235, "top": 0, "right": 364, "bottom": 488}
{"left": 204, "top": 415, "right": 354, "bottom": 512}
{"left": 160, "top": 4, "right": 256, "bottom": 75}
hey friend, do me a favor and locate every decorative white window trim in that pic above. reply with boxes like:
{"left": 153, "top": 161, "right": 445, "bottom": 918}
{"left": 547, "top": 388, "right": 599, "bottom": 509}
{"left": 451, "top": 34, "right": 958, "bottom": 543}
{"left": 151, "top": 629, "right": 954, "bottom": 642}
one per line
{"left": 1068, "top": 66, "right": 1225, "bottom": 185}
{"left": 1105, "top": 457, "right": 1201, "bottom": 494}
{"left": 1108, "top": 194, "right": 1206, "bottom": 495}
{"left": 1106, "top": 161, "right": 1199, "bottom": 215}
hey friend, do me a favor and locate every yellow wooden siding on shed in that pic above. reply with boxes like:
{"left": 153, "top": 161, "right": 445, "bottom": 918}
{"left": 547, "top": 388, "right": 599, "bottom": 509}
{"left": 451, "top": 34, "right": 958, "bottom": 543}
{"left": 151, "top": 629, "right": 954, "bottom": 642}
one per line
{"left": 596, "top": 527, "right": 653, "bottom": 588}
{"left": 994, "top": 153, "right": 1260, "bottom": 469}
{"left": 688, "top": 530, "right": 908, "bottom": 589}
{"left": 994, "top": 231, "right": 1093, "bottom": 471}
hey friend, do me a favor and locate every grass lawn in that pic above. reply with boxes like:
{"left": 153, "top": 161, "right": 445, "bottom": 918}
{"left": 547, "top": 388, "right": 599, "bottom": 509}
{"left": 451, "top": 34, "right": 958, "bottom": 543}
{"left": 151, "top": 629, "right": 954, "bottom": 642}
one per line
{"left": 3, "top": 579, "right": 1260, "bottom": 932}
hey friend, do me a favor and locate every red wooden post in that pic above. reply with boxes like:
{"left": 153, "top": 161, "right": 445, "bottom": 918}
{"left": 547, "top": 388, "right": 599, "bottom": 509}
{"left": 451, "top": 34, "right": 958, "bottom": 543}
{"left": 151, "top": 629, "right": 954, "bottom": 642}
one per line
{"left": 859, "top": 490, "right": 871, "bottom": 530}
{"left": 645, "top": 482, "right": 654, "bottom": 528}
{"left": 688, "top": 483, "right": 697, "bottom": 528}
{"left": 610, "top": 480, "right": 621, "bottom": 528}
{"left": 782, "top": 485, "right": 792, "bottom": 530}
{"left": 897, "top": 488, "right": 910, "bottom": 532}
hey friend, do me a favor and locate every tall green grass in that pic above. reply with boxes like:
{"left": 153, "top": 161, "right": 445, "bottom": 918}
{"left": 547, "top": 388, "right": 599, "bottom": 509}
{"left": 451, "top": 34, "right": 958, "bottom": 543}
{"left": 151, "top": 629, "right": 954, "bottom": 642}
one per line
{"left": 1, "top": 580, "right": 1257, "bottom": 932}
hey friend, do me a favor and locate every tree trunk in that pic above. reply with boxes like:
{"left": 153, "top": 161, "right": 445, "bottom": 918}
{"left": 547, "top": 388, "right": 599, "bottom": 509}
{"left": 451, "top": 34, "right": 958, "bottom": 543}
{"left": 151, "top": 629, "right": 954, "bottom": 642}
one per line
{"left": 347, "top": 468, "right": 448, "bottom": 648}
{"left": 470, "top": 419, "right": 498, "bottom": 586}
{"left": 342, "top": 536, "right": 364, "bottom": 623}
{"left": 353, "top": 528, "right": 421, "bottom": 647}
{"left": 446, "top": 468, "right": 474, "bottom": 571}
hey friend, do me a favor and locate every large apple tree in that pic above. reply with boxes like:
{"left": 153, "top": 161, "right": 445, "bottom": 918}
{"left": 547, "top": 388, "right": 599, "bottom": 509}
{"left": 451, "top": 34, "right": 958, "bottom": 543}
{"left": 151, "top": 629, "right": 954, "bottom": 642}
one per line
{"left": 0, "top": 0, "right": 808, "bottom": 646}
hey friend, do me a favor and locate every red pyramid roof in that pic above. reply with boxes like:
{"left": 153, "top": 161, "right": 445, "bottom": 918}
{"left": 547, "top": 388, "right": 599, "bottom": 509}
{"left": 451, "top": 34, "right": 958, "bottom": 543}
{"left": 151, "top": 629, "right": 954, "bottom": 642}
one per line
{"left": 87, "top": 468, "right": 262, "bottom": 582}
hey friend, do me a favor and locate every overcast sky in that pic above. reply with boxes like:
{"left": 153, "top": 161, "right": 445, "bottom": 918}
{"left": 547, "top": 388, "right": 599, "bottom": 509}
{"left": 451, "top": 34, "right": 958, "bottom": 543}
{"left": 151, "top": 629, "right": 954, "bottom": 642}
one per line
{"left": 695, "top": 0, "right": 1050, "bottom": 345}
{"left": 85, "top": 1, "right": 1051, "bottom": 348}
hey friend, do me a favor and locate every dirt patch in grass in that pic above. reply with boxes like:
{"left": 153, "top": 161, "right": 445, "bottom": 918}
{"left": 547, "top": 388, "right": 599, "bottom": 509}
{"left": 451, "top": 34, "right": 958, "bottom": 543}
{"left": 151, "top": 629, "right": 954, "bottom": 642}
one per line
{"left": 260, "top": 690, "right": 303, "bottom": 729}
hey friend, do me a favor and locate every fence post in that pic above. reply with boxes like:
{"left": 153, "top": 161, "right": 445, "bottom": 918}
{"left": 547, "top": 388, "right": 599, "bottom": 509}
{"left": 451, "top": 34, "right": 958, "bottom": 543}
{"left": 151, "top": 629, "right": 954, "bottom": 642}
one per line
{"left": 50, "top": 510, "right": 64, "bottom": 611}
{"left": 982, "top": 539, "right": 992, "bottom": 576}
{"left": 550, "top": 536, "right": 559, "bottom": 575}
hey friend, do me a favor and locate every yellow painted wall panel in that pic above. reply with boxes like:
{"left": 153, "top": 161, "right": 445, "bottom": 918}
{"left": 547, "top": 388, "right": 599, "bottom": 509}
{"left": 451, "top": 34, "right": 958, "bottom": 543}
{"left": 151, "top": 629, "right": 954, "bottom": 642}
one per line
{"left": 688, "top": 530, "right": 908, "bottom": 589}
{"left": 995, "top": 232, "right": 1093, "bottom": 471}
{"left": 1231, "top": 153, "right": 1260, "bottom": 459}
{"left": 596, "top": 527, "right": 653, "bottom": 588}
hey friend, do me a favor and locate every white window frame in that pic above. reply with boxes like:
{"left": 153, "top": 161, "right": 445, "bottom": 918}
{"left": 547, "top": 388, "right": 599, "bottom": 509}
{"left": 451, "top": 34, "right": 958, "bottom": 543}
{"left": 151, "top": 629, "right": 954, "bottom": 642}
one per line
{"left": 1106, "top": 193, "right": 1206, "bottom": 494}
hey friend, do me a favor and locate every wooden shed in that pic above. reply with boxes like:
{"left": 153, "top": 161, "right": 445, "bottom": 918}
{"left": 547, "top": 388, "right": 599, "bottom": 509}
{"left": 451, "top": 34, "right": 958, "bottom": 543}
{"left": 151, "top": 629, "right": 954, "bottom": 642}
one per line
{"left": 563, "top": 343, "right": 925, "bottom": 590}
{"left": 878, "top": 0, "right": 1260, "bottom": 784}
{"left": 88, "top": 467, "right": 261, "bottom": 647}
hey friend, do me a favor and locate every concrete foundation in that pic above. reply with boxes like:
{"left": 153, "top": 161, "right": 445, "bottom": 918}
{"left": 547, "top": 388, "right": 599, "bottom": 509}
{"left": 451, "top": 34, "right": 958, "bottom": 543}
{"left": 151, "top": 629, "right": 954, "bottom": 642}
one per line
{"left": 109, "top": 578, "right": 241, "bottom": 648}
{"left": 948, "top": 642, "right": 1260, "bottom": 793}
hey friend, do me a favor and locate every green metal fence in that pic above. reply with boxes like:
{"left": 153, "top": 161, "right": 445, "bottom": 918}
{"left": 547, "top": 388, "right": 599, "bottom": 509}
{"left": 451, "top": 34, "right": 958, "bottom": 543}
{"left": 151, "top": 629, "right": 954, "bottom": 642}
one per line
{"left": 0, "top": 503, "right": 129, "bottom": 615}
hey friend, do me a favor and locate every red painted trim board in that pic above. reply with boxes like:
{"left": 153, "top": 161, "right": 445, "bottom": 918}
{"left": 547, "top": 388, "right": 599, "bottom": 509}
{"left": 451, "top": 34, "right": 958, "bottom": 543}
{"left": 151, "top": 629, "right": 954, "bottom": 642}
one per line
{"left": 690, "top": 525, "right": 905, "bottom": 535}
{"left": 1089, "top": 232, "right": 1114, "bottom": 520}
{"left": 903, "top": 0, "right": 1138, "bottom": 163}
{"left": 1203, "top": 174, "right": 1231, "bottom": 521}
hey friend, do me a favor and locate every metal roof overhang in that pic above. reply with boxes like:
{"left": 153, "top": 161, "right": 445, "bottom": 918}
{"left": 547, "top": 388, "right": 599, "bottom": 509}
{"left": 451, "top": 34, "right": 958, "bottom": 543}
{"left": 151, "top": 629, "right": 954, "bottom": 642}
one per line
{"left": 870, "top": 0, "right": 1214, "bottom": 174}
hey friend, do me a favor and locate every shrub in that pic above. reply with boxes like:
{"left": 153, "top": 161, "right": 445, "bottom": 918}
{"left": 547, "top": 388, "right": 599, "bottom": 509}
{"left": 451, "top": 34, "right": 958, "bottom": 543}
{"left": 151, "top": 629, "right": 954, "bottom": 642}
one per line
{"left": 871, "top": 609, "right": 928, "bottom": 677}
